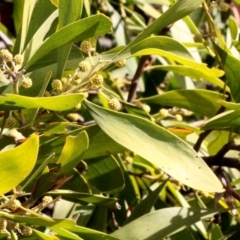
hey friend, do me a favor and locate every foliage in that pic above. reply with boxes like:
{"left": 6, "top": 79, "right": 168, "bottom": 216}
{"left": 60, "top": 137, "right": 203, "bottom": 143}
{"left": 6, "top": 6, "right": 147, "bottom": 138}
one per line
{"left": 0, "top": 0, "right": 240, "bottom": 239}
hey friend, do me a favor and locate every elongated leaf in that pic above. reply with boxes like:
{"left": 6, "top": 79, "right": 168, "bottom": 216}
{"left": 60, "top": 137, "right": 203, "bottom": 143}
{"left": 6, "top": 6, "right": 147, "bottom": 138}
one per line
{"left": 23, "top": 0, "right": 57, "bottom": 50}
{"left": 48, "top": 227, "right": 82, "bottom": 240}
{"left": 147, "top": 65, "right": 225, "bottom": 90}
{"left": 49, "top": 190, "right": 118, "bottom": 207}
{"left": 202, "top": 110, "right": 240, "bottom": 130}
{"left": 0, "top": 93, "right": 84, "bottom": 111}
{"left": 22, "top": 9, "right": 59, "bottom": 62}
{"left": 25, "top": 14, "right": 112, "bottom": 68}
{"left": 57, "top": 131, "right": 88, "bottom": 175}
{"left": 57, "top": 0, "right": 83, "bottom": 78}
{"left": 142, "top": 89, "right": 224, "bottom": 117}
{"left": 214, "top": 44, "right": 240, "bottom": 102}
{"left": 217, "top": 100, "right": 240, "bottom": 112}
{"left": 0, "top": 133, "right": 39, "bottom": 195}
{"left": 19, "top": 0, "right": 36, "bottom": 54}
{"left": 118, "top": 0, "right": 204, "bottom": 55}
{"left": 111, "top": 207, "right": 218, "bottom": 240}
{"left": 84, "top": 100, "right": 223, "bottom": 192}
{"left": 67, "top": 225, "right": 120, "bottom": 240}
{"left": 39, "top": 125, "right": 125, "bottom": 164}
{"left": 85, "top": 155, "right": 125, "bottom": 194}
{"left": 33, "top": 229, "right": 60, "bottom": 240}
{"left": 124, "top": 179, "right": 168, "bottom": 225}
{"left": 130, "top": 37, "right": 224, "bottom": 79}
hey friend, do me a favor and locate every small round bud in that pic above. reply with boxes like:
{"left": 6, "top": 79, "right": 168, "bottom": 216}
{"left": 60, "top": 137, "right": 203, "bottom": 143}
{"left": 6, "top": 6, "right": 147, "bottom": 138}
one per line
{"left": 78, "top": 61, "right": 90, "bottom": 72}
{"left": 108, "top": 98, "right": 121, "bottom": 111}
{"left": 67, "top": 113, "right": 80, "bottom": 122}
{"left": 115, "top": 59, "right": 126, "bottom": 67}
{"left": 141, "top": 104, "right": 151, "bottom": 113}
{"left": 9, "top": 199, "right": 21, "bottom": 211}
{"left": 219, "top": 2, "right": 230, "bottom": 11}
{"left": 22, "top": 77, "right": 32, "bottom": 88}
{"left": 175, "top": 114, "right": 183, "bottom": 122}
{"left": 44, "top": 91, "right": 51, "bottom": 97}
{"left": 42, "top": 196, "right": 53, "bottom": 206}
{"left": 0, "top": 218, "right": 7, "bottom": 231}
{"left": 51, "top": 79, "right": 63, "bottom": 91}
{"left": 90, "top": 74, "right": 103, "bottom": 87}
{"left": 193, "top": 34, "right": 203, "bottom": 42}
{"left": 159, "top": 108, "right": 168, "bottom": 118}
{"left": 22, "top": 226, "right": 33, "bottom": 236}
{"left": 0, "top": 49, "right": 13, "bottom": 62}
{"left": 7, "top": 220, "right": 19, "bottom": 231}
{"left": 5, "top": 117, "right": 16, "bottom": 128}
{"left": 13, "top": 54, "right": 23, "bottom": 65}
{"left": 80, "top": 41, "right": 92, "bottom": 53}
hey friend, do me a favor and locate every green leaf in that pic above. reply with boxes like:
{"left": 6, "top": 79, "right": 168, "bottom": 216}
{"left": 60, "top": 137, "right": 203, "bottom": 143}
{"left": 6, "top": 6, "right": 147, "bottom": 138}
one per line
{"left": 130, "top": 37, "right": 224, "bottom": 80}
{"left": 111, "top": 207, "right": 219, "bottom": 240}
{"left": 18, "top": 0, "right": 36, "bottom": 54}
{"left": 0, "top": 93, "right": 84, "bottom": 111}
{"left": 147, "top": 65, "right": 226, "bottom": 90}
{"left": 141, "top": 89, "right": 224, "bottom": 117}
{"left": 217, "top": 100, "right": 240, "bottom": 112}
{"left": 85, "top": 155, "right": 125, "bottom": 194}
{"left": 57, "top": 131, "right": 89, "bottom": 175}
{"left": 48, "top": 190, "right": 118, "bottom": 207}
{"left": 25, "top": 14, "right": 113, "bottom": 68}
{"left": 228, "top": 16, "right": 239, "bottom": 40}
{"left": 66, "top": 225, "right": 120, "bottom": 240}
{"left": 84, "top": 100, "right": 223, "bottom": 192}
{"left": 0, "top": 133, "right": 39, "bottom": 195}
{"left": 201, "top": 110, "right": 240, "bottom": 130}
{"left": 57, "top": 0, "right": 83, "bottom": 78}
{"left": 22, "top": 9, "right": 59, "bottom": 62}
{"left": 39, "top": 125, "right": 125, "bottom": 164}
{"left": 118, "top": 0, "right": 204, "bottom": 55}
{"left": 33, "top": 229, "right": 59, "bottom": 239}
{"left": 20, "top": 0, "right": 57, "bottom": 55}
{"left": 48, "top": 227, "right": 82, "bottom": 240}
{"left": 124, "top": 179, "right": 168, "bottom": 225}
{"left": 0, "top": 70, "right": 9, "bottom": 87}
{"left": 214, "top": 44, "right": 240, "bottom": 102}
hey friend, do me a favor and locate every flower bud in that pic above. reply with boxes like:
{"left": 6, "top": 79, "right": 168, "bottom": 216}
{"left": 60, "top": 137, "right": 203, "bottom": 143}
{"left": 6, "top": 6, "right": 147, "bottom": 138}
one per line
{"left": 80, "top": 41, "right": 92, "bottom": 53}
{"left": 90, "top": 74, "right": 103, "bottom": 87}
{"left": 22, "top": 77, "right": 32, "bottom": 88}
{"left": 51, "top": 79, "right": 63, "bottom": 91}
{"left": 78, "top": 61, "right": 90, "bottom": 72}
{"left": 108, "top": 98, "right": 121, "bottom": 111}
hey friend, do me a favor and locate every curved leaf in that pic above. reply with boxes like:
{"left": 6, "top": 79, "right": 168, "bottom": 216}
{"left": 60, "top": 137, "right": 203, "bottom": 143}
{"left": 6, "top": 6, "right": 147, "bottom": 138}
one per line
{"left": 130, "top": 36, "right": 224, "bottom": 79}
{"left": 85, "top": 155, "right": 125, "bottom": 194}
{"left": 57, "top": 131, "right": 89, "bottom": 176}
{"left": 111, "top": 207, "right": 219, "bottom": 240}
{"left": 0, "top": 93, "right": 84, "bottom": 111}
{"left": 0, "top": 133, "right": 39, "bottom": 195}
{"left": 84, "top": 100, "right": 223, "bottom": 193}
{"left": 142, "top": 89, "right": 224, "bottom": 117}
{"left": 25, "top": 14, "right": 113, "bottom": 68}
{"left": 118, "top": 0, "right": 204, "bottom": 55}
{"left": 202, "top": 110, "right": 240, "bottom": 130}
{"left": 147, "top": 65, "right": 226, "bottom": 90}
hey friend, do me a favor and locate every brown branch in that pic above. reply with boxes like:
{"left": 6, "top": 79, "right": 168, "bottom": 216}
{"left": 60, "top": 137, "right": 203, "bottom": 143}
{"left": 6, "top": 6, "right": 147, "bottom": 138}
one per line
{"left": 203, "top": 157, "right": 240, "bottom": 170}
{"left": 193, "top": 93, "right": 231, "bottom": 152}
